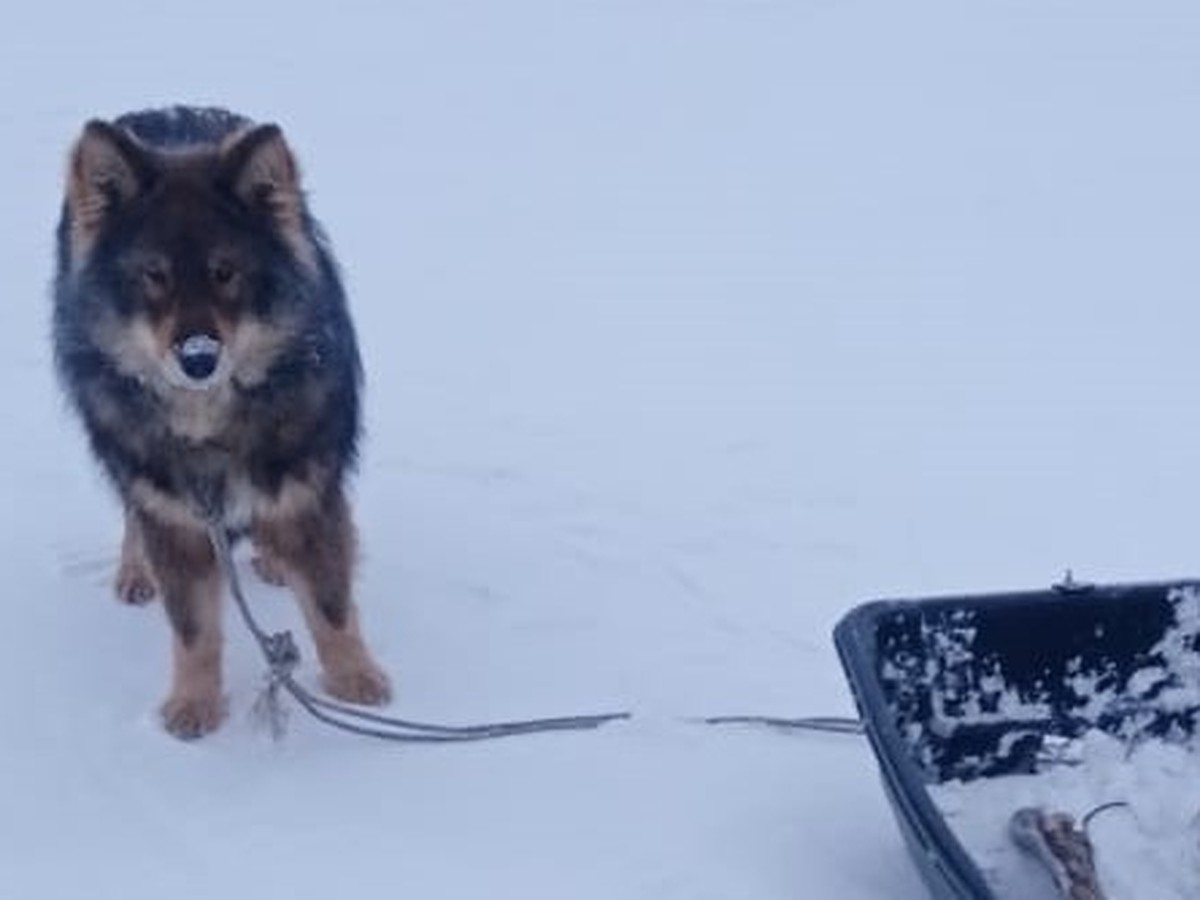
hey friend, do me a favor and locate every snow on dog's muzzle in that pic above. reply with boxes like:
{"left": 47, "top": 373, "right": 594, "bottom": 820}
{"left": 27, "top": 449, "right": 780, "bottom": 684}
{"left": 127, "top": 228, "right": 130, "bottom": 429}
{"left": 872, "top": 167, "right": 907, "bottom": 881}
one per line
{"left": 174, "top": 334, "right": 222, "bottom": 383}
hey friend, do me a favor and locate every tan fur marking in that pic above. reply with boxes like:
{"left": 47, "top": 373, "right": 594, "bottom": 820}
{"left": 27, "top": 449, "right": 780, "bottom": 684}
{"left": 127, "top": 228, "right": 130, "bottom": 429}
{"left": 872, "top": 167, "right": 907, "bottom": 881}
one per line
{"left": 305, "top": 606, "right": 392, "bottom": 706}
{"left": 115, "top": 510, "right": 158, "bottom": 605}
{"left": 92, "top": 316, "right": 162, "bottom": 383}
{"left": 134, "top": 507, "right": 227, "bottom": 739}
{"left": 253, "top": 475, "right": 323, "bottom": 521}
{"left": 166, "top": 386, "right": 238, "bottom": 442}
{"left": 249, "top": 478, "right": 323, "bottom": 585}
{"left": 253, "top": 494, "right": 391, "bottom": 706}
{"left": 129, "top": 480, "right": 205, "bottom": 532}
{"left": 161, "top": 590, "right": 226, "bottom": 739}
{"left": 226, "top": 317, "right": 298, "bottom": 388}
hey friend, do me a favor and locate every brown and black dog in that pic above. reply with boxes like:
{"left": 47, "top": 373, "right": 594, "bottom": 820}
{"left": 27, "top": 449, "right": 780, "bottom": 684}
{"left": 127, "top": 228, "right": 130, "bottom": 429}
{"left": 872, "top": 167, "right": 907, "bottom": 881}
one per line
{"left": 53, "top": 106, "right": 390, "bottom": 738}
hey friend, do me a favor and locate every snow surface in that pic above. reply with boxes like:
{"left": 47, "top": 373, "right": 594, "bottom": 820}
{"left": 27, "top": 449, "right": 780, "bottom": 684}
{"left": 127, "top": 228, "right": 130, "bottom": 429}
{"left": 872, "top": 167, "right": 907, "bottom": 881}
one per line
{"left": 4, "top": 2, "right": 1200, "bottom": 898}
{"left": 932, "top": 732, "right": 1200, "bottom": 900}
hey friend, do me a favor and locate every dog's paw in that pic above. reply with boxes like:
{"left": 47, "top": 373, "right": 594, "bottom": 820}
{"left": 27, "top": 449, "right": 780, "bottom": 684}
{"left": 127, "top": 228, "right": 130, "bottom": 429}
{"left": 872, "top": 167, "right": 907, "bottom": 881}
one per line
{"left": 115, "top": 561, "right": 157, "bottom": 606}
{"left": 160, "top": 692, "right": 227, "bottom": 740}
{"left": 251, "top": 553, "right": 288, "bottom": 587}
{"left": 324, "top": 662, "right": 392, "bottom": 707}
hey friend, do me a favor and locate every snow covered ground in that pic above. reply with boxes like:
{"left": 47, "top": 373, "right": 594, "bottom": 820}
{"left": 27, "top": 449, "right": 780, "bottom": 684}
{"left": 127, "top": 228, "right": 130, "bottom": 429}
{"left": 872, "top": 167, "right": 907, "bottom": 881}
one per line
{"left": 3, "top": 2, "right": 1200, "bottom": 897}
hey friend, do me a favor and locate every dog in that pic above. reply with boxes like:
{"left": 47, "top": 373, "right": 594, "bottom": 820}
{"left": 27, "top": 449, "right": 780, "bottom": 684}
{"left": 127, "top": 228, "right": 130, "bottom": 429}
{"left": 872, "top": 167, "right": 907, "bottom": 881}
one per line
{"left": 53, "top": 106, "right": 391, "bottom": 739}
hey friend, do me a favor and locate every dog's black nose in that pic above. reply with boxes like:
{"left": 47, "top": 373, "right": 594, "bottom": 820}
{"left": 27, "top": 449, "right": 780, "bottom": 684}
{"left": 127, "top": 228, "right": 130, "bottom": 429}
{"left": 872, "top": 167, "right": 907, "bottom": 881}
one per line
{"left": 175, "top": 334, "right": 222, "bottom": 381}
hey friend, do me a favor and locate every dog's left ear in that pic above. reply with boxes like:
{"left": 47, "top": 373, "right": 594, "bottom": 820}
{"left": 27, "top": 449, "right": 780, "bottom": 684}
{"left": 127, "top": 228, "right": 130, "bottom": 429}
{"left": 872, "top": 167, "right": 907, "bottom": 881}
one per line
{"left": 221, "top": 125, "right": 316, "bottom": 270}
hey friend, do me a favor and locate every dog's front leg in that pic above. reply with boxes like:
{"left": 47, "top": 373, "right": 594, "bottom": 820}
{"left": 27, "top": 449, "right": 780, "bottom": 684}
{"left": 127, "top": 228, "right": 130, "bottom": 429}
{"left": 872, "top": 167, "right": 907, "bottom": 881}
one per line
{"left": 136, "top": 510, "right": 226, "bottom": 738}
{"left": 115, "top": 506, "right": 158, "bottom": 606}
{"left": 252, "top": 492, "right": 391, "bottom": 706}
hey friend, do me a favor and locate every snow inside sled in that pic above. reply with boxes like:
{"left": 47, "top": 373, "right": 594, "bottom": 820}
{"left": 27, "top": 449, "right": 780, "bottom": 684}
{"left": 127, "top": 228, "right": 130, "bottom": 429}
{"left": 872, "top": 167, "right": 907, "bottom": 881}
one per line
{"left": 834, "top": 578, "right": 1200, "bottom": 899}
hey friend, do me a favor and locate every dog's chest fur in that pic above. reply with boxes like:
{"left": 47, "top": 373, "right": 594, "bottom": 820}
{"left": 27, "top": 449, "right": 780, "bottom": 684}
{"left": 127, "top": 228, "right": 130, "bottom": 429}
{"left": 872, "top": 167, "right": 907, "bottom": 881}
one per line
{"left": 165, "top": 382, "right": 238, "bottom": 444}
{"left": 138, "top": 384, "right": 280, "bottom": 529}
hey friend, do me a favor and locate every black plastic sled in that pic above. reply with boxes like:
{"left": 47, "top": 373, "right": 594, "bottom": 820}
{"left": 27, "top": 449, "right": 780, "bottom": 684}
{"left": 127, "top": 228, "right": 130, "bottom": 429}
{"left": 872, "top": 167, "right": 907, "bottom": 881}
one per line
{"left": 834, "top": 577, "right": 1200, "bottom": 899}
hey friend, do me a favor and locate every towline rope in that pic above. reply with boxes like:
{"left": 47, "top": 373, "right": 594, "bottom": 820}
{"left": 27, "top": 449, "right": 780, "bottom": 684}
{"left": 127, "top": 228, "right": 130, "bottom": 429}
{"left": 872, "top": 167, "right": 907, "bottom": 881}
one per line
{"left": 207, "top": 523, "right": 862, "bottom": 743}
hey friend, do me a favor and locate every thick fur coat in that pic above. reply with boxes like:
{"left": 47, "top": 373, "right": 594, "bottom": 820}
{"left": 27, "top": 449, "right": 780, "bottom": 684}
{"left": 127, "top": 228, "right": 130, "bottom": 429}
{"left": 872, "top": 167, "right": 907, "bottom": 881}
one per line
{"left": 53, "top": 106, "right": 390, "bottom": 738}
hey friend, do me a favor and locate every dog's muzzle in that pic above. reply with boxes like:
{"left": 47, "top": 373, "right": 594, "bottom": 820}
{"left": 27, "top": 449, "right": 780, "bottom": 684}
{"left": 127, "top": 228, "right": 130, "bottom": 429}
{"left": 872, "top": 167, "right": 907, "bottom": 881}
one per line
{"left": 174, "top": 334, "right": 222, "bottom": 382}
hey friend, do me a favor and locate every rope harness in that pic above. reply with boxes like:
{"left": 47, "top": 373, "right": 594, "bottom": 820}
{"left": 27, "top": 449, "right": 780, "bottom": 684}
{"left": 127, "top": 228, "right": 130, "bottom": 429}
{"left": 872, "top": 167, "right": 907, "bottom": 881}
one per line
{"left": 207, "top": 523, "right": 863, "bottom": 743}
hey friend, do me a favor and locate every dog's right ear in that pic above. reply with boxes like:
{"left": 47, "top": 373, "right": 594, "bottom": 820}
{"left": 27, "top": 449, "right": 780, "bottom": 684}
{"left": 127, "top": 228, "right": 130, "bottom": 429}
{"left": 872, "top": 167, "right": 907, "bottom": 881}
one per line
{"left": 66, "top": 121, "right": 152, "bottom": 261}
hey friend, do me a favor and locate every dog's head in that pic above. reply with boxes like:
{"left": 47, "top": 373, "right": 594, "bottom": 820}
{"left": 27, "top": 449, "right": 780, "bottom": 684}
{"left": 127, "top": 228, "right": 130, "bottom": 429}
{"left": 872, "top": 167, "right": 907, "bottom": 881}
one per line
{"left": 62, "top": 119, "right": 318, "bottom": 392}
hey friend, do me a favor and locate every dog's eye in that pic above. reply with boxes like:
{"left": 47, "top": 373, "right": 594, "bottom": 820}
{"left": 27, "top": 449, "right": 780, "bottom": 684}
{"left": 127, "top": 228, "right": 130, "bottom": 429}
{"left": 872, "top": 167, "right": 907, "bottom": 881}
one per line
{"left": 210, "top": 261, "right": 238, "bottom": 288}
{"left": 141, "top": 264, "right": 169, "bottom": 292}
